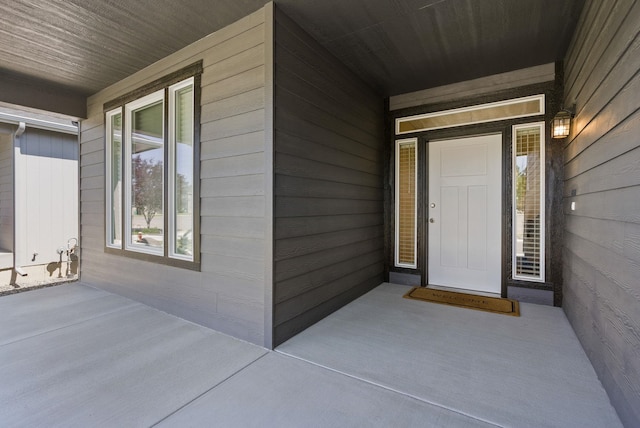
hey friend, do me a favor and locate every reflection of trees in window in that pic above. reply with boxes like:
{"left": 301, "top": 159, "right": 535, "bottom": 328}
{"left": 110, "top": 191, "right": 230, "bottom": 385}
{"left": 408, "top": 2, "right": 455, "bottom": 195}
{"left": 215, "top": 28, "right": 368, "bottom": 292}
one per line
{"left": 132, "top": 155, "right": 163, "bottom": 229}
{"left": 515, "top": 163, "right": 526, "bottom": 212}
{"left": 176, "top": 173, "right": 190, "bottom": 214}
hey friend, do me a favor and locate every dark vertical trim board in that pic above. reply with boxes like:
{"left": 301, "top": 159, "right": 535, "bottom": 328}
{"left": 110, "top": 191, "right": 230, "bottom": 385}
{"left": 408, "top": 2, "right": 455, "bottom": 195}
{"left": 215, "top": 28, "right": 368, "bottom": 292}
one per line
{"left": 263, "top": 2, "right": 276, "bottom": 349}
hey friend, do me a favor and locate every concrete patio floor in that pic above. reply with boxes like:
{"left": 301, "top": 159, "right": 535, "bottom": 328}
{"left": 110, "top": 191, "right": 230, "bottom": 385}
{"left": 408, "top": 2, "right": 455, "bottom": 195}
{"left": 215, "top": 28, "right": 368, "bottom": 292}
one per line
{"left": 0, "top": 282, "right": 622, "bottom": 427}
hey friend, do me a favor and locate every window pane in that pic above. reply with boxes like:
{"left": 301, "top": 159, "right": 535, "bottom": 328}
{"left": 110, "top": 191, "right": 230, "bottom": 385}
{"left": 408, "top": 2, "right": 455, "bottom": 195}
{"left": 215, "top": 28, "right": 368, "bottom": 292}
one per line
{"left": 131, "top": 100, "right": 164, "bottom": 251}
{"left": 514, "top": 125, "right": 544, "bottom": 280}
{"left": 172, "top": 84, "right": 194, "bottom": 259}
{"left": 397, "top": 95, "right": 545, "bottom": 134}
{"left": 396, "top": 140, "right": 417, "bottom": 267}
{"left": 108, "top": 111, "right": 122, "bottom": 247}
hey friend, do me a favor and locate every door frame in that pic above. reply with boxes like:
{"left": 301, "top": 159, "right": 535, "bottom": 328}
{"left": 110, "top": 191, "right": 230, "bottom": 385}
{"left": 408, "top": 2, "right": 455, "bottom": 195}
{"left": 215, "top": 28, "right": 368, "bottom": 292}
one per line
{"left": 387, "top": 81, "right": 564, "bottom": 305}
{"left": 414, "top": 124, "right": 511, "bottom": 298}
{"left": 426, "top": 134, "right": 503, "bottom": 294}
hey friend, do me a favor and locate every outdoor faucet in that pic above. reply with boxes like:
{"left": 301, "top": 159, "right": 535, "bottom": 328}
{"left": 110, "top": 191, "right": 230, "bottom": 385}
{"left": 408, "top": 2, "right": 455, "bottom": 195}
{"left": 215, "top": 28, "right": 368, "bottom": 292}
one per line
{"left": 65, "top": 238, "right": 78, "bottom": 278}
{"left": 67, "top": 237, "right": 78, "bottom": 254}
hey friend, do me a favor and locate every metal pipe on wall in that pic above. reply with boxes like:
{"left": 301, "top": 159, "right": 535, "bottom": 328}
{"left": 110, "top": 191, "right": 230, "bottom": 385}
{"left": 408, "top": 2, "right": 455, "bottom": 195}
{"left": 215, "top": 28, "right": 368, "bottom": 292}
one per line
{"left": 12, "top": 122, "right": 27, "bottom": 280}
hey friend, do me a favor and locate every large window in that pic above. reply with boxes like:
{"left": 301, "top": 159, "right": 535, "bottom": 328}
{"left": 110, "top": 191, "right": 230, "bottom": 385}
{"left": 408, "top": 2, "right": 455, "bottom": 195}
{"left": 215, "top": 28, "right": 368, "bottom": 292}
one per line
{"left": 512, "top": 123, "right": 545, "bottom": 281}
{"left": 105, "top": 65, "right": 200, "bottom": 268}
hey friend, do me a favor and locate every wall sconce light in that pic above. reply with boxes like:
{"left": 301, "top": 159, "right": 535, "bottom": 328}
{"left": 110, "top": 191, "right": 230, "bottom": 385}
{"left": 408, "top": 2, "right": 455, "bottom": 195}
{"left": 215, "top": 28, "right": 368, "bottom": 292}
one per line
{"left": 552, "top": 107, "right": 574, "bottom": 139}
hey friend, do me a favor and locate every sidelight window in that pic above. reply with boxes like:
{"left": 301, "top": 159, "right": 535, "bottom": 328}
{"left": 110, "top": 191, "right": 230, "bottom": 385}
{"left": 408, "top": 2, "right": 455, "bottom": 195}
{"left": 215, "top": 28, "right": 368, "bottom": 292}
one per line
{"left": 512, "top": 123, "right": 545, "bottom": 281}
{"left": 395, "top": 138, "right": 417, "bottom": 268}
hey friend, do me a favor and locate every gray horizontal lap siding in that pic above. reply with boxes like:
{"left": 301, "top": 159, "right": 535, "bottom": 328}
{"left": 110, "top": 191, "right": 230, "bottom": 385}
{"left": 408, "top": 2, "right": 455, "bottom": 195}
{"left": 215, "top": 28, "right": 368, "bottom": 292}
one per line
{"left": 562, "top": 0, "right": 640, "bottom": 426}
{"left": 272, "top": 7, "right": 385, "bottom": 346}
{"left": 79, "top": 9, "right": 269, "bottom": 346}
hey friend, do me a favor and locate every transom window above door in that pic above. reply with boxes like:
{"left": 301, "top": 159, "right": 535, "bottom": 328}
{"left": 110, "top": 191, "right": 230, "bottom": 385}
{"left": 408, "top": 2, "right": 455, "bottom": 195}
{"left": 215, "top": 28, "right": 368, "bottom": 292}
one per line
{"left": 395, "top": 94, "right": 545, "bottom": 135}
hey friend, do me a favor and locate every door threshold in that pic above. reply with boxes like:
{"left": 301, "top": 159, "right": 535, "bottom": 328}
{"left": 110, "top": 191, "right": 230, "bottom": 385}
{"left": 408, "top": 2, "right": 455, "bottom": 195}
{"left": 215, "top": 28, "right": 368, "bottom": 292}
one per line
{"left": 426, "top": 284, "right": 500, "bottom": 298}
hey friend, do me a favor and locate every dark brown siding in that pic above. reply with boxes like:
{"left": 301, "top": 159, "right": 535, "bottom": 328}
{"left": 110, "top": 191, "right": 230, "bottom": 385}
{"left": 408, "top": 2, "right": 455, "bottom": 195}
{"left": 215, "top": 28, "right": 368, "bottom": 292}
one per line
{"left": 272, "top": 7, "right": 385, "bottom": 346}
{"left": 562, "top": 0, "right": 640, "bottom": 426}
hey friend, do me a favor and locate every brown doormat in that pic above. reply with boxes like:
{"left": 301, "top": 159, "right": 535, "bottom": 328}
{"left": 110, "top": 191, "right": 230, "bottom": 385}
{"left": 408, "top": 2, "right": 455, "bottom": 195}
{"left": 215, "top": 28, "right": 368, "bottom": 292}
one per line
{"left": 403, "top": 287, "right": 520, "bottom": 316}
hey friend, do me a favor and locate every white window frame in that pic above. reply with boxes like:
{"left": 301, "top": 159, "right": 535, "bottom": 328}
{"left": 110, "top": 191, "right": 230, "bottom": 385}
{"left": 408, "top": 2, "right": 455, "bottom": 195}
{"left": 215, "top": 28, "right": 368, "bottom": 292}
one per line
{"left": 396, "top": 94, "right": 545, "bottom": 135}
{"left": 168, "top": 77, "right": 195, "bottom": 261}
{"left": 124, "top": 89, "right": 165, "bottom": 256}
{"left": 512, "top": 122, "right": 545, "bottom": 282}
{"left": 395, "top": 138, "right": 418, "bottom": 268}
{"left": 105, "top": 107, "right": 123, "bottom": 249}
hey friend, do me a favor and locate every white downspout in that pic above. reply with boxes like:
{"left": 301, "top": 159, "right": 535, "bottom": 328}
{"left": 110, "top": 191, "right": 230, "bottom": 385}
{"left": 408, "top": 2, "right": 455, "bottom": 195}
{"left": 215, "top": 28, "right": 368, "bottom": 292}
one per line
{"left": 14, "top": 122, "right": 25, "bottom": 138}
{"left": 12, "top": 122, "right": 27, "bottom": 278}
{"left": 75, "top": 120, "right": 81, "bottom": 281}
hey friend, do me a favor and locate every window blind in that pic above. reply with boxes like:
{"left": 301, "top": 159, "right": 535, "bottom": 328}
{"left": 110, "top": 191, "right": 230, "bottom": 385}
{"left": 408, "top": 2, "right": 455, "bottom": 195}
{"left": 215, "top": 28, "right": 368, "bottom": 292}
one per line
{"left": 514, "top": 125, "right": 544, "bottom": 280}
{"left": 396, "top": 140, "right": 417, "bottom": 267}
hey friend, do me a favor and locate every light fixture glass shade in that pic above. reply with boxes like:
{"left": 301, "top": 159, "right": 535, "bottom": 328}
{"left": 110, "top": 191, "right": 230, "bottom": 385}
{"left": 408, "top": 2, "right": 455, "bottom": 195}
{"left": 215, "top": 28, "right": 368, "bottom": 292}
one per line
{"left": 552, "top": 110, "right": 572, "bottom": 139}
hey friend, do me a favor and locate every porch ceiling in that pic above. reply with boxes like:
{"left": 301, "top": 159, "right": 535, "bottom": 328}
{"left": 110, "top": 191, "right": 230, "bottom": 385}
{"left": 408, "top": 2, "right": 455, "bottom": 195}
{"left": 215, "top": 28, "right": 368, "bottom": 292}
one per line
{"left": 0, "top": 0, "right": 584, "bottom": 112}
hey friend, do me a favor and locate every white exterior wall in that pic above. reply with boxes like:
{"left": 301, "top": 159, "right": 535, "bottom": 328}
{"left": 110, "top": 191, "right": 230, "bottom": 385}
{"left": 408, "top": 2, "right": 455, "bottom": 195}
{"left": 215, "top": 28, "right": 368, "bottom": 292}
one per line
{"left": 0, "top": 133, "right": 12, "bottom": 269}
{"left": 14, "top": 128, "right": 78, "bottom": 268}
{"left": 0, "top": 123, "right": 78, "bottom": 272}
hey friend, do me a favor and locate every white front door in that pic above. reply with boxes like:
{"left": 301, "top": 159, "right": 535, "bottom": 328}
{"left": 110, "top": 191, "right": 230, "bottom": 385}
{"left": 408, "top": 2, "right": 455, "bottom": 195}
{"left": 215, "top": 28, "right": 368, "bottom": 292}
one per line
{"left": 428, "top": 134, "right": 502, "bottom": 294}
